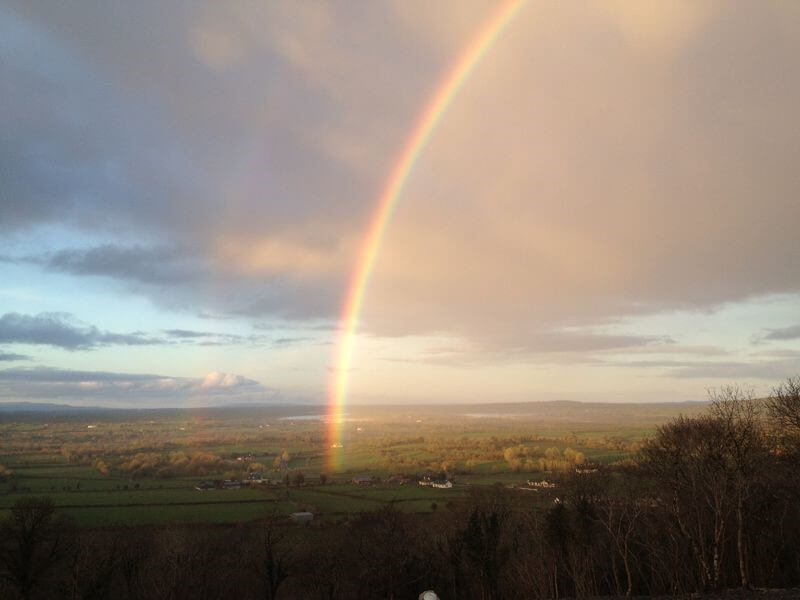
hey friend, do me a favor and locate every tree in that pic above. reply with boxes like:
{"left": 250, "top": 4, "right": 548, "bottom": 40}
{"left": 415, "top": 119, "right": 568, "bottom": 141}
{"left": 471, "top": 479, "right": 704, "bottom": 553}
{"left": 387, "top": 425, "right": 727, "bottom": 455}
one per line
{"left": 292, "top": 471, "right": 305, "bottom": 487}
{"left": 768, "top": 377, "right": 800, "bottom": 437}
{"left": 66, "top": 531, "right": 116, "bottom": 600}
{"left": 352, "top": 504, "right": 428, "bottom": 599}
{"left": 0, "top": 497, "right": 67, "bottom": 600}
{"left": 0, "top": 464, "right": 14, "bottom": 482}
{"left": 595, "top": 474, "right": 645, "bottom": 597}
{"left": 641, "top": 415, "right": 732, "bottom": 590}
{"left": 708, "top": 386, "right": 770, "bottom": 589}
{"left": 545, "top": 447, "right": 561, "bottom": 460}
{"left": 247, "top": 515, "right": 291, "bottom": 600}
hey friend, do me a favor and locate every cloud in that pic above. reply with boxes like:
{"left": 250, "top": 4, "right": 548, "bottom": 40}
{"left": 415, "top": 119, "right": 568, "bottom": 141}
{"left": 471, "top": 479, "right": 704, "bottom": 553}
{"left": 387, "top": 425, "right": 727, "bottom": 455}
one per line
{"left": 199, "top": 370, "right": 254, "bottom": 389}
{"left": 42, "top": 245, "right": 207, "bottom": 285}
{"left": 273, "top": 337, "right": 311, "bottom": 345}
{"left": 0, "top": 366, "right": 271, "bottom": 406}
{"left": 0, "top": 351, "right": 29, "bottom": 361}
{"left": 763, "top": 324, "right": 800, "bottom": 341}
{"left": 4, "top": 244, "right": 343, "bottom": 322}
{"left": 0, "top": 312, "right": 162, "bottom": 350}
{"left": 614, "top": 358, "right": 799, "bottom": 380}
{"left": 361, "top": 1, "right": 800, "bottom": 344}
{"left": 162, "top": 328, "right": 216, "bottom": 339}
{"left": 381, "top": 331, "right": 669, "bottom": 366}
{"left": 0, "top": 313, "right": 282, "bottom": 351}
{"left": 1, "top": 1, "right": 799, "bottom": 359}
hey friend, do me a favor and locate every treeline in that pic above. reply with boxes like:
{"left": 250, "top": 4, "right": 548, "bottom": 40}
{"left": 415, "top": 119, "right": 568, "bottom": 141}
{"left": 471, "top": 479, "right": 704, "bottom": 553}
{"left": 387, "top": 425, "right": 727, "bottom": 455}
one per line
{"left": 97, "top": 451, "right": 282, "bottom": 479}
{"left": 368, "top": 432, "right": 638, "bottom": 476}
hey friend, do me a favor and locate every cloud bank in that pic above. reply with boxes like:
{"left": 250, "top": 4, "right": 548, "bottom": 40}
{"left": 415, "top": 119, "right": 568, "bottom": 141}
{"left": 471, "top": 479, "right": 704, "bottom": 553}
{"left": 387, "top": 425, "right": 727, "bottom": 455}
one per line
{"left": 0, "top": 312, "right": 160, "bottom": 350}
{"left": 1, "top": 1, "right": 799, "bottom": 402}
{"left": 0, "top": 367, "right": 271, "bottom": 406}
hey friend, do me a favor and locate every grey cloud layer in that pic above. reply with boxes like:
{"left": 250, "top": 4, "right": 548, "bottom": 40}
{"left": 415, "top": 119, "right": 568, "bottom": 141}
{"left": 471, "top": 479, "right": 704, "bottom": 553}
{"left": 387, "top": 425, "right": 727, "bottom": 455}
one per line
{"left": 764, "top": 325, "right": 800, "bottom": 341}
{"left": 365, "top": 2, "right": 800, "bottom": 343}
{"left": 382, "top": 332, "right": 671, "bottom": 366}
{"left": 2, "top": 2, "right": 799, "bottom": 358}
{"left": 0, "top": 1, "right": 443, "bottom": 321}
{"left": 0, "top": 366, "right": 272, "bottom": 405}
{"left": 0, "top": 312, "right": 161, "bottom": 350}
{"left": 0, "top": 313, "right": 299, "bottom": 350}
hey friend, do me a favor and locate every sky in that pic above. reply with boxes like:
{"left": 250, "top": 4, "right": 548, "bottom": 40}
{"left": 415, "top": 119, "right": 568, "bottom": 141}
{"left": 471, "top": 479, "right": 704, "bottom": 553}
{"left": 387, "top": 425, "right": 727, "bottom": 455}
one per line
{"left": 1, "top": 1, "right": 799, "bottom": 407}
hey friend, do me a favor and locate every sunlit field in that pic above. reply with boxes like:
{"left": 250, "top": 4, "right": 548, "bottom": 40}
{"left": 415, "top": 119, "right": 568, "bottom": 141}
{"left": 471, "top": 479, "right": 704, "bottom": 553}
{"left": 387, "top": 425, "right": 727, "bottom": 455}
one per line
{"left": 0, "top": 401, "right": 703, "bottom": 527}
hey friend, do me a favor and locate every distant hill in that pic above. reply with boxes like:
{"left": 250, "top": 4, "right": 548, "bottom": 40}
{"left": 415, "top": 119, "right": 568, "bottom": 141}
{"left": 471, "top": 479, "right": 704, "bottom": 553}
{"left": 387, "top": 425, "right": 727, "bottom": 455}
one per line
{"left": 0, "top": 398, "right": 712, "bottom": 426}
{"left": 0, "top": 401, "right": 98, "bottom": 412}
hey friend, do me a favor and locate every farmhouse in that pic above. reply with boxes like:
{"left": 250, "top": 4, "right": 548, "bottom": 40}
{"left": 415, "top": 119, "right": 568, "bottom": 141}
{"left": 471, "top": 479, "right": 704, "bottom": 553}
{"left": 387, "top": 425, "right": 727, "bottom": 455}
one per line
{"left": 352, "top": 476, "right": 373, "bottom": 486}
{"left": 527, "top": 479, "right": 557, "bottom": 489}
{"left": 419, "top": 477, "right": 453, "bottom": 489}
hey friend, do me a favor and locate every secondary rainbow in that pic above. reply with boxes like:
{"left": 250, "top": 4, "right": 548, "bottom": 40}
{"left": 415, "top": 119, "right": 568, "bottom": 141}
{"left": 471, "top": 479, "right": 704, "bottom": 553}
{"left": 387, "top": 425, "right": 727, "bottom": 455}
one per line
{"left": 326, "top": 0, "right": 526, "bottom": 469}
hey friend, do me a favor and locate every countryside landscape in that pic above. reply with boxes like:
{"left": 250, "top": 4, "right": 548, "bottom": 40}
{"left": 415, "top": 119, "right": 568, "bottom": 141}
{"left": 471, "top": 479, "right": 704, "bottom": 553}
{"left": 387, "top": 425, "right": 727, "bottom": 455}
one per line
{"left": 2, "top": 386, "right": 800, "bottom": 598}
{"left": 0, "top": 400, "right": 700, "bottom": 527}
{"left": 2, "top": 0, "right": 800, "bottom": 598}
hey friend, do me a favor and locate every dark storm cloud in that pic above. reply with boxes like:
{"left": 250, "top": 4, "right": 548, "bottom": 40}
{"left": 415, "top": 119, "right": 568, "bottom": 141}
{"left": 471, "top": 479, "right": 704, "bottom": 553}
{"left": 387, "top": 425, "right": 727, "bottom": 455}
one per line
{"left": 0, "top": 312, "right": 162, "bottom": 350}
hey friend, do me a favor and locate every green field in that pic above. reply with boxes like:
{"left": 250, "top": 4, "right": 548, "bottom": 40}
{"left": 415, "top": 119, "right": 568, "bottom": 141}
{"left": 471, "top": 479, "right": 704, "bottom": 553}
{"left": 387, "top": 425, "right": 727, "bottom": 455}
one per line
{"left": 0, "top": 401, "right": 704, "bottom": 527}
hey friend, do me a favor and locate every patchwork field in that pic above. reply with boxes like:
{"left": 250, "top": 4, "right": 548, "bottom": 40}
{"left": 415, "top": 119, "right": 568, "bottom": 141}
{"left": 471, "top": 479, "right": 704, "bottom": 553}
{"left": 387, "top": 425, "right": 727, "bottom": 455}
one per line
{"left": 0, "top": 400, "right": 706, "bottom": 526}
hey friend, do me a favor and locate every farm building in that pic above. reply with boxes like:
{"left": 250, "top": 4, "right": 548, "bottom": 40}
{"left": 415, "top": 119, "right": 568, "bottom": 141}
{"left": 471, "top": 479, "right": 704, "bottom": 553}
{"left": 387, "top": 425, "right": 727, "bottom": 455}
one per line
{"left": 419, "top": 477, "right": 453, "bottom": 489}
{"left": 527, "top": 480, "right": 556, "bottom": 489}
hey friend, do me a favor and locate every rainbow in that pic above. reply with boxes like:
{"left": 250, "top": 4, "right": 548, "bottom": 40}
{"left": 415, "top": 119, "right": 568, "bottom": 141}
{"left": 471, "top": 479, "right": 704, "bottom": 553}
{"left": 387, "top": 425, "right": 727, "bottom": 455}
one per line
{"left": 325, "top": 0, "right": 526, "bottom": 470}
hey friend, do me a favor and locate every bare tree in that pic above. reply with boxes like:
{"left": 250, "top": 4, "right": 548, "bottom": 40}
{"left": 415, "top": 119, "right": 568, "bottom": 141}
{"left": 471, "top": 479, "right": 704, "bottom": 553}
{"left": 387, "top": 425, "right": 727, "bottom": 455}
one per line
{"left": 247, "top": 514, "right": 291, "bottom": 600}
{"left": 709, "top": 386, "right": 770, "bottom": 589}
{"left": 641, "top": 415, "right": 732, "bottom": 591}
{"left": 0, "top": 497, "right": 67, "bottom": 600}
{"left": 66, "top": 532, "right": 116, "bottom": 600}
{"left": 595, "top": 473, "right": 646, "bottom": 597}
{"left": 768, "top": 377, "right": 800, "bottom": 437}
